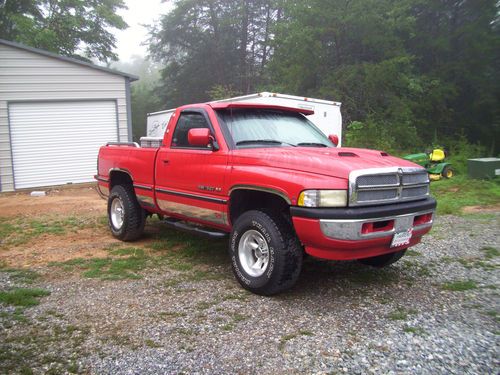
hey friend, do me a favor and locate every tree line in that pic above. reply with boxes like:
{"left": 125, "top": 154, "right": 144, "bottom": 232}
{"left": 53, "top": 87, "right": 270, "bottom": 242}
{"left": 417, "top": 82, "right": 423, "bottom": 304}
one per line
{"left": 148, "top": 0, "right": 499, "bottom": 153}
{"left": 2, "top": 0, "right": 498, "bottom": 153}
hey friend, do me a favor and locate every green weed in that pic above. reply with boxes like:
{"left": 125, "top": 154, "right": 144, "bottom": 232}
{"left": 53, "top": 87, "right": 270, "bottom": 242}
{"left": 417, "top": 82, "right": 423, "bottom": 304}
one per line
{"left": 0, "top": 288, "right": 50, "bottom": 307}
{"left": 482, "top": 247, "right": 499, "bottom": 259}
{"left": 442, "top": 280, "right": 477, "bottom": 291}
{"left": 231, "top": 313, "right": 248, "bottom": 323}
{"left": 1, "top": 269, "right": 39, "bottom": 284}
{"left": 145, "top": 339, "right": 162, "bottom": 348}
{"left": 406, "top": 249, "right": 421, "bottom": 257}
{"left": 403, "top": 326, "right": 426, "bottom": 335}
{"left": 0, "top": 216, "right": 99, "bottom": 247}
{"left": 388, "top": 308, "right": 417, "bottom": 321}
{"left": 278, "top": 330, "right": 314, "bottom": 351}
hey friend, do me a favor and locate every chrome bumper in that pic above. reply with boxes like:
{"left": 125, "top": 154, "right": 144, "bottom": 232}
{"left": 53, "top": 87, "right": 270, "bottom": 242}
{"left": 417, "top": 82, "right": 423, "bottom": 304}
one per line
{"left": 319, "top": 210, "right": 434, "bottom": 241}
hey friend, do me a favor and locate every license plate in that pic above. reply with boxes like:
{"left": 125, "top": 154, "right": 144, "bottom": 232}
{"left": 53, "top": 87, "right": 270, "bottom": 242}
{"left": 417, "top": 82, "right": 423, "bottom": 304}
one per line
{"left": 391, "top": 229, "right": 413, "bottom": 248}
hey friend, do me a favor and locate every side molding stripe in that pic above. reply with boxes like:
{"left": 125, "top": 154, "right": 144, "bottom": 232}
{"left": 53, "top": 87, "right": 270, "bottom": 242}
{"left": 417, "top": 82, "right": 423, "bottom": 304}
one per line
{"left": 133, "top": 184, "right": 153, "bottom": 191}
{"left": 155, "top": 188, "right": 227, "bottom": 204}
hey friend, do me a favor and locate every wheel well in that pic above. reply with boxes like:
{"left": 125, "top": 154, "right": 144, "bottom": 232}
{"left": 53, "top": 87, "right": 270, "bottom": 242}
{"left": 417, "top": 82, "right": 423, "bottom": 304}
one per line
{"left": 229, "top": 189, "right": 289, "bottom": 224}
{"left": 109, "top": 171, "right": 133, "bottom": 189}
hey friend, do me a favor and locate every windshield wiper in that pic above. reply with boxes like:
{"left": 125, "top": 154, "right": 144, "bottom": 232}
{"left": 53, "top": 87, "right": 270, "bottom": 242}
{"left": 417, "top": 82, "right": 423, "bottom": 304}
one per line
{"left": 296, "top": 142, "right": 329, "bottom": 147}
{"left": 236, "top": 139, "right": 296, "bottom": 147}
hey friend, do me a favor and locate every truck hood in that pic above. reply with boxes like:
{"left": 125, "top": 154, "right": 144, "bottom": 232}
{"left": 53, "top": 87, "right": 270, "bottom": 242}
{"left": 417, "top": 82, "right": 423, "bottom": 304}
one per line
{"left": 231, "top": 147, "right": 422, "bottom": 179}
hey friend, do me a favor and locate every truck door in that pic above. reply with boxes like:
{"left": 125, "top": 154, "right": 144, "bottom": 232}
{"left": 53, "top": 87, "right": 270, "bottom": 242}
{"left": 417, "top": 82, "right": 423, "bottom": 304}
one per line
{"left": 155, "top": 109, "right": 229, "bottom": 227}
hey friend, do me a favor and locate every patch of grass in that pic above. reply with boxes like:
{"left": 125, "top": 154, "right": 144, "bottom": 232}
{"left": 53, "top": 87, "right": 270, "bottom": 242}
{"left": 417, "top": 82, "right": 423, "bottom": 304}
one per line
{"left": 1, "top": 216, "right": 100, "bottom": 247}
{"left": 222, "top": 323, "right": 234, "bottom": 331}
{"left": 417, "top": 264, "right": 432, "bottom": 277}
{"left": 158, "top": 311, "right": 187, "bottom": 319}
{"left": 196, "top": 301, "right": 217, "bottom": 310}
{"left": 440, "top": 256, "right": 454, "bottom": 264}
{"left": 1, "top": 321, "right": 90, "bottom": 373}
{"left": 298, "top": 329, "right": 314, "bottom": 336}
{"left": 222, "top": 292, "right": 250, "bottom": 302}
{"left": 67, "top": 362, "right": 79, "bottom": 373}
{"left": 442, "top": 280, "right": 477, "bottom": 291}
{"left": 1, "top": 307, "right": 29, "bottom": 327}
{"left": 278, "top": 330, "right": 314, "bottom": 351}
{"left": 175, "top": 328, "right": 194, "bottom": 336}
{"left": 167, "top": 260, "right": 194, "bottom": 272}
{"left": 430, "top": 176, "right": 500, "bottom": 215}
{"left": 145, "top": 339, "right": 162, "bottom": 348}
{"left": 406, "top": 249, "right": 421, "bottom": 257}
{"left": 1, "top": 268, "right": 39, "bottom": 284}
{"left": 473, "top": 260, "right": 497, "bottom": 271}
{"left": 0, "top": 288, "right": 50, "bottom": 307}
{"left": 146, "top": 226, "right": 227, "bottom": 267}
{"left": 457, "top": 258, "right": 473, "bottom": 269}
{"left": 403, "top": 326, "right": 426, "bottom": 335}
{"left": 50, "top": 247, "right": 150, "bottom": 280}
{"left": 455, "top": 256, "right": 498, "bottom": 271}
{"left": 109, "top": 247, "right": 145, "bottom": 257}
{"left": 81, "top": 256, "right": 146, "bottom": 280}
{"left": 104, "top": 333, "right": 134, "bottom": 347}
{"left": 0, "top": 218, "right": 17, "bottom": 240}
{"left": 231, "top": 313, "right": 248, "bottom": 323}
{"left": 388, "top": 308, "right": 417, "bottom": 321}
{"left": 482, "top": 246, "right": 499, "bottom": 259}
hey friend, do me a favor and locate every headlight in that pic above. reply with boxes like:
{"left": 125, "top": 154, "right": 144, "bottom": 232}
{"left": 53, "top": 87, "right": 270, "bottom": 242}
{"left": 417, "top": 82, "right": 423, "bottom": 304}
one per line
{"left": 298, "top": 190, "right": 347, "bottom": 207}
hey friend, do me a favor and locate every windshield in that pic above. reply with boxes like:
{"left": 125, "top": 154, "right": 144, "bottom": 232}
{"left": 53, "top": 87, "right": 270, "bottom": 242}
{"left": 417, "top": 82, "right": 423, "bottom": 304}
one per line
{"left": 217, "top": 109, "right": 333, "bottom": 148}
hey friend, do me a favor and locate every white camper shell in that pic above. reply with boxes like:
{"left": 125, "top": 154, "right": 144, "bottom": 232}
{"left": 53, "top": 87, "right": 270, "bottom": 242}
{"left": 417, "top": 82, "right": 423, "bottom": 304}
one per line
{"left": 145, "top": 92, "right": 342, "bottom": 146}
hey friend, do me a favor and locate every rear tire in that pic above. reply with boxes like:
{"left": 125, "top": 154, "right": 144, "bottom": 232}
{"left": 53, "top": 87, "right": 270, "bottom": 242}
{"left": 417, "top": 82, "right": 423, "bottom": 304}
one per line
{"left": 108, "top": 185, "right": 146, "bottom": 241}
{"left": 441, "top": 166, "right": 453, "bottom": 179}
{"left": 358, "top": 249, "right": 406, "bottom": 268}
{"left": 229, "top": 210, "right": 303, "bottom": 296}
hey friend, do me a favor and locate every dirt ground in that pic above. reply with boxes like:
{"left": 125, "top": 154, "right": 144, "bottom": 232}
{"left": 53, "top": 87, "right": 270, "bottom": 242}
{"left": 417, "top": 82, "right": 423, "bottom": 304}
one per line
{"left": 0, "top": 186, "right": 115, "bottom": 267}
{"left": 0, "top": 185, "right": 104, "bottom": 218}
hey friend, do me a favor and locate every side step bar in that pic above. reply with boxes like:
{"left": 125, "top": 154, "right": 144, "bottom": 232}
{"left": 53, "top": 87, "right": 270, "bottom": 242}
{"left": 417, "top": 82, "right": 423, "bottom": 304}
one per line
{"left": 162, "top": 218, "right": 228, "bottom": 239}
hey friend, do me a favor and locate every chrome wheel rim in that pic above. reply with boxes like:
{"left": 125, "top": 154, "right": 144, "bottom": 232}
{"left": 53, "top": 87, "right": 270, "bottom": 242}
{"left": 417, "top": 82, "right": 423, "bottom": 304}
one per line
{"left": 238, "top": 230, "right": 270, "bottom": 277}
{"left": 110, "top": 197, "right": 124, "bottom": 229}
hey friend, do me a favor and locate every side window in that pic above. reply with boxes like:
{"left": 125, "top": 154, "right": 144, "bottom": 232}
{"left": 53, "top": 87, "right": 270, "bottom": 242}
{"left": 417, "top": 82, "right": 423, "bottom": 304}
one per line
{"left": 171, "top": 112, "right": 211, "bottom": 149}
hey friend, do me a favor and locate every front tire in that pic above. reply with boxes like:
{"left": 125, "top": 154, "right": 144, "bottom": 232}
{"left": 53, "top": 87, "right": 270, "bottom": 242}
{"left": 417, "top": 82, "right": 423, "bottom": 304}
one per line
{"left": 358, "top": 249, "right": 406, "bottom": 268}
{"left": 229, "top": 210, "right": 303, "bottom": 296}
{"left": 108, "top": 185, "right": 146, "bottom": 241}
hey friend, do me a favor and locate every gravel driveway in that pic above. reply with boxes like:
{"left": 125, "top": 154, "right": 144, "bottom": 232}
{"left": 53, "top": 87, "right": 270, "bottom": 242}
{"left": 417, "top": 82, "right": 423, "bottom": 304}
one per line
{"left": 1, "top": 193, "right": 499, "bottom": 374}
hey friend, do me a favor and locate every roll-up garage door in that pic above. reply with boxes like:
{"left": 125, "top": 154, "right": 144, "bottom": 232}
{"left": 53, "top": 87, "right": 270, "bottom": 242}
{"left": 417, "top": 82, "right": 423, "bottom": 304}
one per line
{"left": 9, "top": 101, "right": 118, "bottom": 189}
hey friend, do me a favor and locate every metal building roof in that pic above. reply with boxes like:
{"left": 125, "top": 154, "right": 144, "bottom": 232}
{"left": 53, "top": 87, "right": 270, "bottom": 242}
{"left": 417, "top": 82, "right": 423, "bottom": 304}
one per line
{"left": 0, "top": 38, "right": 139, "bottom": 81}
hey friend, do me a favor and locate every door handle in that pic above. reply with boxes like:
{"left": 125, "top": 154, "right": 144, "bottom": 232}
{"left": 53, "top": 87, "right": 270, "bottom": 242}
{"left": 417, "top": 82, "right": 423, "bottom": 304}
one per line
{"left": 162, "top": 159, "right": 169, "bottom": 164}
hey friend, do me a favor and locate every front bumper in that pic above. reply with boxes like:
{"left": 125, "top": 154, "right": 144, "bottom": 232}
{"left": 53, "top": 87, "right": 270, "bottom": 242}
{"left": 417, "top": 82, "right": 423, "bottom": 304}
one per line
{"left": 290, "top": 197, "right": 436, "bottom": 261}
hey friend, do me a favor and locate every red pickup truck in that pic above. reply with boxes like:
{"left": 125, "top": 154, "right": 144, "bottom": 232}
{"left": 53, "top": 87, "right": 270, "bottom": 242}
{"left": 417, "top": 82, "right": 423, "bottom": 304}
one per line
{"left": 96, "top": 102, "right": 436, "bottom": 295}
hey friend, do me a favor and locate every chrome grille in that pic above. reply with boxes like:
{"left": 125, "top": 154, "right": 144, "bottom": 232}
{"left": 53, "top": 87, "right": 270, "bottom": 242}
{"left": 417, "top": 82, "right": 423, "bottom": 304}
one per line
{"left": 349, "top": 167, "right": 429, "bottom": 206}
{"left": 357, "top": 189, "right": 398, "bottom": 202}
{"left": 401, "top": 185, "right": 429, "bottom": 198}
{"left": 357, "top": 174, "right": 399, "bottom": 187}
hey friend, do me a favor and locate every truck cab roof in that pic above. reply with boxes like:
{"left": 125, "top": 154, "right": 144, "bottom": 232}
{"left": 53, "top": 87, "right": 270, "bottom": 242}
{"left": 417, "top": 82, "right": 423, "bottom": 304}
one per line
{"left": 207, "top": 102, "right": 315, "bottom": 116}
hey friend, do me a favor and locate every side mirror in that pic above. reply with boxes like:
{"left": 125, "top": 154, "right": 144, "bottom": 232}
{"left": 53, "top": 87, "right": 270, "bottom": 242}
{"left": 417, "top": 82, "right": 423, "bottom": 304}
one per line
{"left": 328, "top": 134, "right": 339, "bottom": 147}
{"left": 188, "top": 128, "right": 211, "bottom": 147}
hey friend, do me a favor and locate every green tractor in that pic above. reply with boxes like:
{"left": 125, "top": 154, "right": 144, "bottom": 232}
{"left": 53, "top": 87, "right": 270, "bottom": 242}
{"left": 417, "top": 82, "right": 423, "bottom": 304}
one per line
{"left": 403, "top": 149, "right": 453, "bottom": 181}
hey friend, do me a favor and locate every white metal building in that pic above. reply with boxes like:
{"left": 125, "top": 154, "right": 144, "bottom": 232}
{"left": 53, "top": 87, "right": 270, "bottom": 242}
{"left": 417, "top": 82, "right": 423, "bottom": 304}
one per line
{"left": 0, "top": 39, "right": 138, "bottom": 192}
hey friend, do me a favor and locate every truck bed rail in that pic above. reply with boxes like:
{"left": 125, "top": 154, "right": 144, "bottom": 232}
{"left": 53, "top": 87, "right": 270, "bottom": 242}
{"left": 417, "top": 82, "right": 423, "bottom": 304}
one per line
{"left": 106, "top": 141, "right": 140, "bottom": 147}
